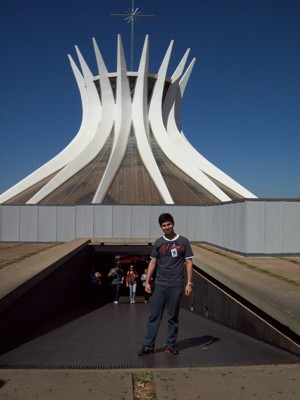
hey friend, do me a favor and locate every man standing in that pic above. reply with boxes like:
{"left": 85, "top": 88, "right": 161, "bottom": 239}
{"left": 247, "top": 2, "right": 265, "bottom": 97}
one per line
{"left": 108, "top": 263, "right": 124, "bottom": 304}
{"left": 138, "top": 213, "right": 194, "bottom": 355}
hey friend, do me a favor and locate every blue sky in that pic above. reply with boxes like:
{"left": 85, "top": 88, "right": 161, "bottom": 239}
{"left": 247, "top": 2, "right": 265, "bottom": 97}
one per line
{"left": 0, "top": 0, "right": 299, "bottom": 199}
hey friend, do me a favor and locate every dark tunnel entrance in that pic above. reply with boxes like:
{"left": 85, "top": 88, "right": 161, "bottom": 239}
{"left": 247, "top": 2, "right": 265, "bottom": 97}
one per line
{"left": 88, "top": 243, "right": 153, "bottom": 302}
{"left": 0, "top": 242, "right": 154, "bottom": 355}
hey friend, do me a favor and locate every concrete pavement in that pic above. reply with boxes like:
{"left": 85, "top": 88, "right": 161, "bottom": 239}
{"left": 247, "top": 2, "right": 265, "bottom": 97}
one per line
{"left": 1, "top": 364, "right": 300, "bottom": 399}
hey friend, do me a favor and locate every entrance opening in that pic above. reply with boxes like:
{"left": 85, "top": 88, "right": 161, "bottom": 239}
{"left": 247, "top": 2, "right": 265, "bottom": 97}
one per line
{"left": 88, "top": 243, "right": 153, "bottom": 300}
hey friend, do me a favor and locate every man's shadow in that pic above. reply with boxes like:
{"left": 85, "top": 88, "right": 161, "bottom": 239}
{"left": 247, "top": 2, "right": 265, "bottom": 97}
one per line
{"left": 155, "top": 335, "right": 220, "bottom": 353}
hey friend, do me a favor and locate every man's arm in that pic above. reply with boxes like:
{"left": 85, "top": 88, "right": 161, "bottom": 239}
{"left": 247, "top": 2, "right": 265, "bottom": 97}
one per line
{"left": 185, "top": 258, "right": 193, "bottom": 296}
{"left": 145, "top": 258, "right": 157, "bottom": 293}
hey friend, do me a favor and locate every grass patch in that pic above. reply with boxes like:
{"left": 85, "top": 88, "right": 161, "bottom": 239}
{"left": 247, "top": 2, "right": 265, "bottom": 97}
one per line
{"left": 276, "top": 256, "right": 300, "bottom": 266}
{"left": 133, "top": 370, "right": 157, "bottom": 400}
{"left": 0, "top": 243, "right": 24, "bottom": 251}
{"left": 196, "top": 244, "right": 300, "bottom": 288}
{"left": 0, "top": 243, "right": 60, "bottom": 271}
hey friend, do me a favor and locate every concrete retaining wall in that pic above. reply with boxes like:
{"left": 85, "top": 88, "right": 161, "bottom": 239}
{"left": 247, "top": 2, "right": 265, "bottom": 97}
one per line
{"left": 0, "top": 240, "right": 93, "bottom": 354}
{"left": 181, "top": 266, "right": 300, "bottom": 356}
{"left": 0, "top": 200, "right": 299, "bottom": 255}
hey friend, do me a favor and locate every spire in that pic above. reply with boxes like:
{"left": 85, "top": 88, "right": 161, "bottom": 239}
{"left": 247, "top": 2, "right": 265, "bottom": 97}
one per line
{"left": 111, "top": 0, "right": 155, "bottom": 71}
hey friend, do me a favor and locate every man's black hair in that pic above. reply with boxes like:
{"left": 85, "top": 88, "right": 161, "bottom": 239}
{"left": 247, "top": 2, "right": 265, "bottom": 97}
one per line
{"left": 158, "top": 213, "right": 174, "bottom": 226}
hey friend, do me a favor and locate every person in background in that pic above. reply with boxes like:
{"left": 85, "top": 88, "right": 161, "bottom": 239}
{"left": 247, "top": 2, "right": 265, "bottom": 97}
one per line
{"left": 88, "top": 267, "right": 103, "bottom": 301}
{"left": 94, "top": 271, "right": 102, "bottom": 285}
{"left": 138, "top": 213, "right": 194, "bottom": 356}
{"left": 108, "top": 263, "right": 124, "bottom": 304}
{"left": 126, "top": 265, "right": 139, "bottom": 304}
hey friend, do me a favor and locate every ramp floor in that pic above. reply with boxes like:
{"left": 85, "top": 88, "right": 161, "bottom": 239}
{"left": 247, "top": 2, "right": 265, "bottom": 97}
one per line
{"left": 0, "top": 296, "right": 299, "bottom": 369}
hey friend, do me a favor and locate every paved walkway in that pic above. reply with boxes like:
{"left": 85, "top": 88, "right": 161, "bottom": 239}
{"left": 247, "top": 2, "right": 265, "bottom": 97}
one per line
{"left": 0, "top": 242, "right": 300, "bottom": 399}
{"left": 1, "top": 296, "right": 299, "bottom": 399}
{"left": 1, "top": 364, "right": 299, "bottom": 400}
{"left": 1, "top": 297, "right": 298, "bottom": 368}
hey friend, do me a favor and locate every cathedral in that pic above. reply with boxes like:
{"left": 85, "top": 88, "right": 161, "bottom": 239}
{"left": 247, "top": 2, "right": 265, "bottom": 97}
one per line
{"left": 0, "top": 35, "right": 256, "bottom": 206}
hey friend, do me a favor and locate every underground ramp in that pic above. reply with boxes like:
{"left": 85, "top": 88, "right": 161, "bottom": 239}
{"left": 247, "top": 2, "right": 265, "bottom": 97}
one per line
{"left": 1, "top": 297, "right": 299, "bottom": 370}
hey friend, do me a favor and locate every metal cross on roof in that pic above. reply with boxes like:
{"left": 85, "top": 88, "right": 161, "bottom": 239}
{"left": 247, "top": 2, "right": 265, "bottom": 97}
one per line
{"left": 111, "top": 0, "right": 155, "bottom": 71}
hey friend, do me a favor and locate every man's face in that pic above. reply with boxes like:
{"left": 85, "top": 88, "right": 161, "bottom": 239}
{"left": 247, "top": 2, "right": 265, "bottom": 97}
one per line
{"left": 160, "top": 221, "right": 174, "bottom": 236}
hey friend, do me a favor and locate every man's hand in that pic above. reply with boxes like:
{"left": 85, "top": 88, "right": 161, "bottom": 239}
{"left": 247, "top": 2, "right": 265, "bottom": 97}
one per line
{"left": 145, "top": 283, "right": 152, "bottom": 293}
{"left": 144, "top": 259, "right": 156, "bottom": 293}
{"left": 185, "top": 258, "right": 193, "bottom": 296}
{"left": 185, "top": 284, "right": 192, "bottom": 296}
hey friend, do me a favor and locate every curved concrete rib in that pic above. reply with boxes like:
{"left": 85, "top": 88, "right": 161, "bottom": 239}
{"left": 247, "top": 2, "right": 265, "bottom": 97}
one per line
{"left": 166, "top": 56, "right": 196, "bottom": 134}
{"left": 92, "top": 35, "right": 132, "bottom": 203}
{"left": 0, "top": 55, "right": 94, "bottom": 204}
{"left": 149, "top": 41, "right": 231, "bottom": 202}
{"left": 132, "top": 36, "right": 174, "bottom": 203}
{"left": 27, "top": 46, "right": 103, "bottom": 203}
{"left": 93, "top": 37, "right": 115, "bottom": 109}
{"left": 166, "top": 62, "right": 257, "bottom": 199}
{"left": 162, "top": 48, "right": 190, "bottom": 129}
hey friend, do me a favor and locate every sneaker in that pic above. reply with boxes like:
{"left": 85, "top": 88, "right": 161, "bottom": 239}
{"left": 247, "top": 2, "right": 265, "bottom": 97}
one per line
{"left": 138, "top": 346, "right": 154, "bottom": 356}
{"left": 113, "top": 301, "right": 118, "bottom": 304}
{"left": 165, "top": 346, "right": 179, "bottom": 355}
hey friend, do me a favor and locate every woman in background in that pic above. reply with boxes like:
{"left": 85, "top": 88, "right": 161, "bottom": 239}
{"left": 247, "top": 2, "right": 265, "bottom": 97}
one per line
{"left": 126, "top": 265, "right": 139, "bottom": 304}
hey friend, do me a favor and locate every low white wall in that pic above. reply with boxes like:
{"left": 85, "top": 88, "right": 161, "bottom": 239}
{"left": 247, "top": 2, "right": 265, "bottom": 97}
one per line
{"left": 0, "top": 200, "right": 299, "bottom": 255}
